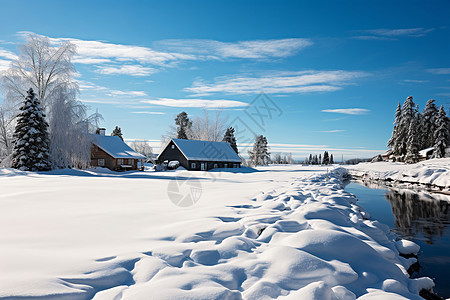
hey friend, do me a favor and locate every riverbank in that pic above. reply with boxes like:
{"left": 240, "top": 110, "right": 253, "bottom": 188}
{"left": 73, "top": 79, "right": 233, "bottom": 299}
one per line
{"left": 346, "top": 159, "right": 450, "bottom": 193}
{"left": 0, "top": 166, "right": 437, "bottom": 299}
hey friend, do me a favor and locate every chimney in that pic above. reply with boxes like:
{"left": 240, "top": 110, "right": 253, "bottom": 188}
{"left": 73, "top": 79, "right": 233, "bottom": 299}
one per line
{"left": 96, "top": 128, "right": 106, "bottom": 136}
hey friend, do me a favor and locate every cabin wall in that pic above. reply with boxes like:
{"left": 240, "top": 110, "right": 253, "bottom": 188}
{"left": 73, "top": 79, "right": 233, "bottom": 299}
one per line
{"left": 158, "top": 140, "right": 189, "bottom": 169}
{"left": 91, "top": 145, "right": 139, "bottom": 171}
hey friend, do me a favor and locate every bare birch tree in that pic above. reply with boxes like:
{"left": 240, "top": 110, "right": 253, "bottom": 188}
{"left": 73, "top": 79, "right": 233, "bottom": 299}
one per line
{"left": 188, "top": 109, "right": 227, "bottom": 141}
{"left": 1, "top": 33, "right": 99, "bottom": 168}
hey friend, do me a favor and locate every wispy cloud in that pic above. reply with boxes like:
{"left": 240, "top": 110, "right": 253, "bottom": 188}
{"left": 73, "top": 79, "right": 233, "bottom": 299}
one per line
{"left": 353, "top": 27, "right": 434, "bottom": 40}
{"left": 427, "top": 68, "right": 450, "bottom": 75}
{"left": 322, "top": 108, "right": 369, "bottom": 115}
{"left": 96, "top": 64, "right": 156, "bottom": 76}
{"left": 318, "top": 129, "right": 346, "bottom": 133}
{"left": 0, "top": 59, "right": 11, "bottom": 71}
{"left": 0, "top": 48, "right": 17, "bottom": 60}
{"left": 400, "top": 79, "right": 428, "bottom": 84}
{"left": 155, "top": 38, "right": 312, "bottom": 60}
{"left": 185, "top": 70, "right": 368, "bottom": 96}
{"left": 131, "top": 111, "right": 166, "bottom": 115}
{"left": 142, "top": 98, "right": 249, "bottom": 108}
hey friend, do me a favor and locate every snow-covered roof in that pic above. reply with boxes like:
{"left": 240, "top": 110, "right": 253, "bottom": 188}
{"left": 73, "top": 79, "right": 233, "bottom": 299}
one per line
{"left": 160, "top": 138, "right": 242, "bottom": 163}
{"left": 92, "top": 134, "right": 146, "bottom": 159}
{"left": 419, "top": 147, "right": 434, "bottom": 157}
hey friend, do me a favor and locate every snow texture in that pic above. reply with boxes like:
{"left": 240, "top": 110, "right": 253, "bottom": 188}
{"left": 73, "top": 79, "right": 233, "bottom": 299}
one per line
{"left": 0, "top": 165, "right": 434, "bottom": 299}
{"left": 347, "top": 159, "right": 450, "bottom": 190}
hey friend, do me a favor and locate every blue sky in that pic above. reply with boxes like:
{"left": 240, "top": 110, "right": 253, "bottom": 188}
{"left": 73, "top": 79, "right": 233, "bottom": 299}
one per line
{"left": 0, "top": 0, "right": 449, "bottom": 159}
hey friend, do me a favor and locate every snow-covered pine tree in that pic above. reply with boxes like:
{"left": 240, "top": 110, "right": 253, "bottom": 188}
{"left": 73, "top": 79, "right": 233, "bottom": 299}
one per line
{"left": 405, "top": 117, "right": 420, "bottom": 163}
{"left": 330, "top": 154, "right": 334, "bottom": 164}
{"left": 397, "top": 96, "right": 417, "bottom": 161}
{"left": 11, "top": 88, "right": 51, "bottom": 171}
{"left": 308, "top": 154, "right": 313, "bottom": 165}
{"left": 432, "top": 106, "right": 449, "bottom": 158}
{"left": 222, "top": 127, "right": 238, "bottom": 154}
{"left": 387, "top": 102, "right": 402, "bottom": 155}
{"left": 421, "top": 99, "right": 438, "bottom": 149}
{"left": 111, "top": 126, "right": 124, "bottom": 141}
{"left": 248, "top": 135, "right": 270, "bottom": 166}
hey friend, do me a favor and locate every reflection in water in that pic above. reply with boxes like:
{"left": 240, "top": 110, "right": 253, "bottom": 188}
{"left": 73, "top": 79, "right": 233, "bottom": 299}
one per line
{"left": 385, "top": 189, "right": 450, "bottom": 244}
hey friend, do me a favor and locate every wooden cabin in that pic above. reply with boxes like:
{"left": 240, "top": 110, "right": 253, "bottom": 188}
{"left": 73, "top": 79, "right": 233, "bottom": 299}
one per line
{"left": 158, "top": 138, "right": 242, "bottom": 171}
{"left": 91, "top": 129, "right": 146, "bottom": 171}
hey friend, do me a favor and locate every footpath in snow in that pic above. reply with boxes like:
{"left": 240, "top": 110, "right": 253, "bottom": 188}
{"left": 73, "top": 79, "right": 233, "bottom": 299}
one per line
{"left": 0, "top": 166, "right": 436, "bottom": 299}
{"left": 347, "top": 158, "right": 450, "bottom": 192}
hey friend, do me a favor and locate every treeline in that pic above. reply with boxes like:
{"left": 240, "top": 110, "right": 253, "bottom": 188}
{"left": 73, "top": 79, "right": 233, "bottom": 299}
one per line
{"left": 387, "top": 96, "right": 449, "bottom": 163}
{"left": 304, "top": 151, "right": 334, "bottom": 165}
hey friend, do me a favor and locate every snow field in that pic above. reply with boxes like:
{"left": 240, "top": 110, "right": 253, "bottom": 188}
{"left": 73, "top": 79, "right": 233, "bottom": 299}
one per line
{"left": 0, "top": 166, "right": 432, "bottom": 299}
{"left": 347, "top": 159, "right": 450, "bottom": 190}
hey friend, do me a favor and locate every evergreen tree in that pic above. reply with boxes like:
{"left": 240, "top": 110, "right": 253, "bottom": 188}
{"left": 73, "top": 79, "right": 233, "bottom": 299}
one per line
{"left": 330, "top": 154, "right": 334, "bottom": 164}
{"left": 397, "top": 96, "right": 417, "bottom": 160}
{"left": 388, "top": 102, "right": 402, "bottom": 156}
{"left": 322, "top": 151, "right": 329, "bottom": 165}
{"left": 433, "top": 106, "right": 449, "bottom": 158}
{"left": 421, "top": 99, "right": 438, "bottom": 149}
{"left": 11, "top": 88, "right": 51, "bottom": 171}
{"left": 222, "top": 127, "right": 238, "bottom": 154}
{"left": 318, "top": 154, "right": 322, "bottom": 165}
{"left": 175, "top": 112, "right": 192, "bottom": 140}
{"left": 308, "top": 154, "right": 313, "bottom": 165}
{"left": 111, "top": 126, "right": 123, "bottom": 141}
{"left": 405, "top": 117, "right": 420, "bottom": 163}
{"left": 248, "top": 135, "right": 270, "bottom": 166}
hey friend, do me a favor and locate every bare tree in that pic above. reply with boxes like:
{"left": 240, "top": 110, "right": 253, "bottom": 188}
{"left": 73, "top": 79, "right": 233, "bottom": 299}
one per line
{"left": 188, "top": 109, "right": 227, "bottom": 141}
{"left": 0, "top": 104, "right": 15, "bottom": 159}
{"left": 128, "top": 140, "right": 154, "bottom": 160}
{"left": 2, "top": 34, "right": 77, "bottom": 109}
{"left": 1, "top": 33, "right": 99, "bottom": 168}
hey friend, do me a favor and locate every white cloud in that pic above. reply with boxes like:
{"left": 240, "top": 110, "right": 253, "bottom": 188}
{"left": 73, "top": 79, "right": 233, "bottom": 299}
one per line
{"left": 426, "top": 68, "right": 450, "bottom": 75}
{"left": 72, "top": 57, "right": 112, "bottom": 64}
{"left": 156, "top": 38, "right": 312, "bottom": 59}
{"left": 0, "top": 59, "right": 11, "bottom": 71}
{"left": 322, "top": 108, "right": 370, "bottom": 115}
{"left": 318, "top": 130, "right": 346, "bottom": 133}
{"left": 108, "top": 90, "right": 147, "bottom": 97}
{"left": 142, "top": 98, "right": 249, "bottom": 108}
{"left": 0, "top": 48, "right": 17, "bottom": 60}
{"left": 97, "top": 65, "right": 156, "bottom": 76}
{"left": 131, "top": 111, "right": 166, "bottom": 115}
{"left": 185, "top": 70, "right": 367, "bottom": 95}
{"left": 354, "top": 28, "right": 434, "bottom": 40}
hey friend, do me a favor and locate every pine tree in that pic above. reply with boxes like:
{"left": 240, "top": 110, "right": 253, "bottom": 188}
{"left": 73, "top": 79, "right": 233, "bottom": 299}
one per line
{"left": 11, "top": 88, "right": 51, "bottom": 171}
{"left": 433, "top": 106, "right": 449, "bottom": 158}
{"left": 322, "top": 151, "right": 329, "bottom": 165}
{"left": 388, "top": 102, "right": 402, "bottom": 156}
{"left": 330, "top": 154, "right": 334, "bottom": 164}
{"left": 222, "top": 127, "right": 238, "bottom": 154}
{"left": 248, "top": 135, "right": 270, "bottom": 166}
{"left": 111, "top": 126, "right": 123, "bottom": 141}
{"left": 308, "top": 154, "right": 313, "bottom": 165}
{"left": 405, "top": 117, "right": 420, "bottom": 163}
{"left": 175, "top": 112, "right": 192, "bottom": 140}
{"left": 421, "top": 99, "right": 438, "bottom": 149}
{"left": 397, "top": 96, "right": 418, "bottom": 160}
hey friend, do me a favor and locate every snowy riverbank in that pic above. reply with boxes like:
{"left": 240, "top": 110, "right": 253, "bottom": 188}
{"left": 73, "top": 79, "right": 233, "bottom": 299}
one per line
{"left": 346, "top": 159, "right": 450, "bottom": 192}
{"left": 0, "top": 166, "right": 436, "bottom": 299}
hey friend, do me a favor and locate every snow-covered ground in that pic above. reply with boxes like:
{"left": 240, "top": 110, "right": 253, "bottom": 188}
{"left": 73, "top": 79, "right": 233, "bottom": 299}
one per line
{"left": 347, "top": 158, "right": 450, "bottom": 190}
{"left": 0, "top": 165, "right": 435, "bottom": 299}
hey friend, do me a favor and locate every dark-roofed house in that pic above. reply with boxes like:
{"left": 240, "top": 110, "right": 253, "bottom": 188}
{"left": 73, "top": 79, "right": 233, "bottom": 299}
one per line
{"left": 158, "top": 138, "right": 242, "bottom": 171}
{"left": 91, "top": 129, "right": 146, "bottom": 171}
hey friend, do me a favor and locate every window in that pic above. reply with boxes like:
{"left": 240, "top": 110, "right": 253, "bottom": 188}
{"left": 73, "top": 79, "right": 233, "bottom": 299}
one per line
{"left": 224, "top": 163, "right": 228, "bottom": 168}
{"left": 214, "top": 163, "right": 218, "bottom": 169}
{"left": 191, "top": 162, "right": 196, "bottom": 169}
{"left": 117, "top": 158, "right": 124, "bottom": 165}
{"left": 98, "top": 159, "right": 105, "bottom": 166}
{"left": 171, "top": 144, "right": 175, "bottom": 149}
{"left": 124, "top": 159, "right": 128, "bottom": 165}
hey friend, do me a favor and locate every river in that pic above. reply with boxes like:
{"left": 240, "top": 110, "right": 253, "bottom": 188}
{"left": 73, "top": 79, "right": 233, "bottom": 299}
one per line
{"left": 345, "top": 181, "right": 450, "bottom": 298}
